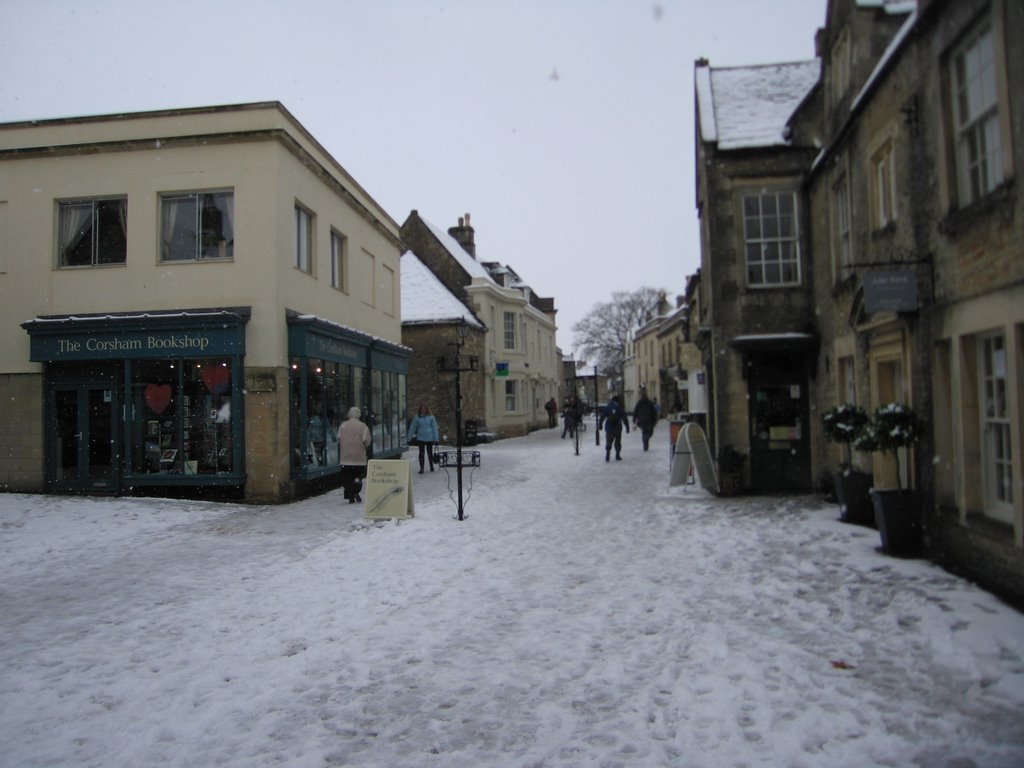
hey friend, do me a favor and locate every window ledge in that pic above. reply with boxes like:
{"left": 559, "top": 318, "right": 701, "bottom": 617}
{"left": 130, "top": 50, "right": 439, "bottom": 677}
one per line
{"left": 939, "top": 179, "right": 1017, "bottom": 238}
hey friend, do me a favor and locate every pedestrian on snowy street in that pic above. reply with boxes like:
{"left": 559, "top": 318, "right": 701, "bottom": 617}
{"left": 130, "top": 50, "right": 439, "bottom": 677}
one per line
{"left": 338, "top": 406, "right": 371, "bottom": 503}
{"left": 600, "top": 395, "right": 630, "bottom": 461}
{"left": 544, "top": 397, "right": 558, "bottom": 428}
{"left": 632, "top": 388, "right": 659, "bottom": 452}
{"left": 562, "top": 396, "right": 581, "bottom": 439}
{"left": 406, "top": 404, "right": 439, "bottom": 474}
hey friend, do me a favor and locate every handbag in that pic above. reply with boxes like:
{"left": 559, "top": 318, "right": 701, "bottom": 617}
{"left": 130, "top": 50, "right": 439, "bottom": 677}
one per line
{"left": 409, "top": 437, "right": 420, "bottom": 446}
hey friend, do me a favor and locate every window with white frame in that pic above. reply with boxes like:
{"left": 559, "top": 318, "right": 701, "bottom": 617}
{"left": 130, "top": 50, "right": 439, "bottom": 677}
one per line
{"left": 330, "top": 230, "right": 347, "bottom": 290}
{"left": 504, "top": 379, "right": 517, "bottom": 412}
{"left": 58, "top": 197, "right": 127, "bottom": 267}
{"left": 952, "top": 23, "right": 1004, "bottom": 205}
{"left": 871, "top": 139, "right": 897, "bottom": 229}
{"left": 831, "top": 176, "right": 851, "bottom": 276}
{"left": 742, "top": 191, "right": 800, "bottom": 286}
{"left": 160, "top": 191, "right": 233, "bottom": 262}
{"left": 295, "top": 205, "right": 313, "bottom": 273}
{"left": 503, "top": 312, "right": 516, "bottom": 350}
{"left": 980, "top": 332, "right": 1013, "bottom": 518}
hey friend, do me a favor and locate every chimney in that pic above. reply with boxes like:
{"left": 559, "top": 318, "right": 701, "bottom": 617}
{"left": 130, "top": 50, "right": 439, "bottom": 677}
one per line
{"left": 448, "top": 211, "right": 476, "bottom": 258}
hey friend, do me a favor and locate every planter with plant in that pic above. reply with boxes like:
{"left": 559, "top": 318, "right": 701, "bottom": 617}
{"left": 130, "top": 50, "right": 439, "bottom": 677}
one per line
{"left": 717, "top": 445, "right": 746, "bottom": 496}
{"left": 855, "top": 403, "right": 924, "bottom": 555}
{"left": 821, "top": 404, "right": 874, "bottom": 526}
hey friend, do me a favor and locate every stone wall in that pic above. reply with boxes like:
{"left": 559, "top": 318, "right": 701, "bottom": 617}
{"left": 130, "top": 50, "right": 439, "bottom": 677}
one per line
{"left": 0, "top": 373, "right": 44, "bottom": 492}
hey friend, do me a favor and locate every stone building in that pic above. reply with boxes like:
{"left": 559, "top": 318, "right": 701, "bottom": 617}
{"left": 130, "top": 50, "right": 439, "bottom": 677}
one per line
{"left": 697, "top": 0, "right": 1023, "bottom": 603}
{"left": 808, "top": 0, "right": 1024, "bottom": 602}
{"left": 400, "top": 211, "right": 559, "bottom": 438}
{"left": 694, "top": 57, "right": 822, "bottom": 491}
{"left": 0, "top": 103, "right": 408, "bottom": 502}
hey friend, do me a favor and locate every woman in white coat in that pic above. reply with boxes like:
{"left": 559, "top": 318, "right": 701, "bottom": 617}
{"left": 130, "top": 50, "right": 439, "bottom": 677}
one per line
{"left": 338, "top": 407, "right": 371, "bottom": 503}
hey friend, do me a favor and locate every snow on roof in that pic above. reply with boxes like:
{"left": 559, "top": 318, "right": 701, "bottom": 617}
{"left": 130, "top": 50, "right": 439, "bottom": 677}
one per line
{"left": 421, "top": 218, "right": 494, "bottom": 283}
{"left": 400, "top": 251, "right": 484, "bottom": 329}
{"left": 698, "top": 60, "right": 820, "bottom": 150}
{"left": 856, "top": 0, "right": 916, "bottom": 12}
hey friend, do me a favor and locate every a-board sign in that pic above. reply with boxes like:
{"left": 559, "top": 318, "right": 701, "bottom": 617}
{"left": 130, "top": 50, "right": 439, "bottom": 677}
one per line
{"left": 364, "top": 460, "right": 415, "bottom": 520}
{"left": 669, "top": 422, "right": 692, "bottom": 487}
{"left": 684, "top": 422, "right": 719, "bottom": 495}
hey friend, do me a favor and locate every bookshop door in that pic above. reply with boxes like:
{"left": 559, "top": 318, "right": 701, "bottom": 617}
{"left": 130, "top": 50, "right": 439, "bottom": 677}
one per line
{"left": 50, "top": 383, "right": 119, "bottom": 493}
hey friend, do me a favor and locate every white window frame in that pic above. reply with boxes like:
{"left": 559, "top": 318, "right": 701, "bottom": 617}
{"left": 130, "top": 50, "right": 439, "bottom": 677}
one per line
{"left": 871, "top": 139, "right": 897, "bottom": 229}
{"left": 503, "top": 311, "right": 517, "bottom": 350}
{"left": 742, "top": 190, "right": 801, "bottom": 287}
{"left": 160, "top": 191, "right": 233, "bottom": 263}
{"left": 57, "top": 196, "right": 128, "bottom": 267}
{"left": 295, "top": 204, "right": 313, "bottom": 274}
{"left": 952, "top": 23, "right": 1004, "bottom": 205}
{"left": 980, "top": 332, "right": 1013, "bottom": 521}
{"left": 504, "top": 379, "right": 517, "bottom": 412}
{"left": 831, "top": 175, "right": 851, "bottom": 278}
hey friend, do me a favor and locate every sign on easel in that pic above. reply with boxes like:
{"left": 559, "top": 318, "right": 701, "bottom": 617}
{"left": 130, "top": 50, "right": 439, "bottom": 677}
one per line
{"left": 364, "top": 460, "right": 415, "bottom": 520}
{"left": 669, "top": 423, "right": 692, "bottom": 487}
{"left": 684, "top": 422, "right": 719, "bottom": 495}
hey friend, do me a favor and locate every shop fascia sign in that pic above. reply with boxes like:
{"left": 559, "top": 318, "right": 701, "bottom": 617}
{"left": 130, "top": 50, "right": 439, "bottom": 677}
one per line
{"left": 29, "top": 328, "right": 241, "bottom": 361}
{"left": 863, "top": 269, "right": 919, "bottom": 314}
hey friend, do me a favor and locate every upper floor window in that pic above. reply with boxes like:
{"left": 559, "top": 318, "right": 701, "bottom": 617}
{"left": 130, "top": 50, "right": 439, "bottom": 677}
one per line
{"left": 503, "top": 311, "right": 516, "bottom": 350}
{"left": 58, "top": 197, "right": 127, "bottom": 267}
{"left": 295, "top": 205, "right": 313, "bottom": 273}
{"left": 871, "top": 139, "right": 897, "bottom": 229}
{"left": 330, "top": 230, "right": 347, "bottom": 290}
{"left": 742, "top": 191, "right": 800, "bottom": 287}
{"left": 160, "top": 191, "right": 232, "bottom": 262}
{"left": 952, "top": 24, "right": 1004, "bottom": 205}
{"left": 831, "top": 175, "right": 851, "bottom": 276}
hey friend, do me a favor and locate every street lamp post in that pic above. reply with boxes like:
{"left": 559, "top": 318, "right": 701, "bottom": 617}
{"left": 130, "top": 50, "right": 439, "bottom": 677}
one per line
{"left": 436, "top": 318, "right": 480, "bottom": 521}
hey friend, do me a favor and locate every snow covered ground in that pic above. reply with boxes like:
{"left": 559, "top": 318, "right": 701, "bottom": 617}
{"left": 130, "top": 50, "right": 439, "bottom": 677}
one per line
{"left": 2, "top": 426, "right": 1023, "bottom": 768}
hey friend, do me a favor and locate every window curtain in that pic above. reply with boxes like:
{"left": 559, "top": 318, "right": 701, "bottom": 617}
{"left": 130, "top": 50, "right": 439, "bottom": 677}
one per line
{"left": 59, "top": 203, "right": 93, "bottom": 264}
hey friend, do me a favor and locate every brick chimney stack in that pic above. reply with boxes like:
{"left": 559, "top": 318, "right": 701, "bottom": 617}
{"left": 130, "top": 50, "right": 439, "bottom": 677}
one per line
{"left": 448, "top": 212, "right": 476, "bottom": 258}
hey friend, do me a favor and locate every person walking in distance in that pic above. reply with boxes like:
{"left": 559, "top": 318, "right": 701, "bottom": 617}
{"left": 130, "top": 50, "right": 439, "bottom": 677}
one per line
{"left": 544, "top": 397, "right": 558, "bottom": 429}
{"left": 600, "top": 395, "right": 630, "bottom": 462}
{"left": 406, "top": 403, "right": 439, "bottom": 474}
{"left": 632, "top": 387, "right": 659, "bottom": 452}
{"left": 338, "top": 406, "right": 371, "bottom": 503}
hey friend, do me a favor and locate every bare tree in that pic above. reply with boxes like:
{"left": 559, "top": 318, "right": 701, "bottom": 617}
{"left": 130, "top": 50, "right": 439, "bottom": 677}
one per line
{"left": 572, "top": 287, "right": 665, "bottom": 383}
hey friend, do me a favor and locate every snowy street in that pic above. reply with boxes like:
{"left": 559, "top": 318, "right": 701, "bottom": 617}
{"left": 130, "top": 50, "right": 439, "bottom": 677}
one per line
{"left": 2, "top": 426, "right": 1023, "bottom": 767}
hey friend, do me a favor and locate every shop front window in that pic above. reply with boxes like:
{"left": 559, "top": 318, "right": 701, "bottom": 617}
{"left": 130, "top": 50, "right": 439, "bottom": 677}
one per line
{"left": 291, "top": 357, "right": 356, "bottom": 472}
{"left": 130, "top": 358, "right": 233, "bottom": 475}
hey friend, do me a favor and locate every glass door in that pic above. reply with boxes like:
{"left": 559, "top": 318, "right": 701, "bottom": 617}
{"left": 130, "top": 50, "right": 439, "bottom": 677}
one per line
{"left": 50, "top": 384, "right": 116, "bottom": 492}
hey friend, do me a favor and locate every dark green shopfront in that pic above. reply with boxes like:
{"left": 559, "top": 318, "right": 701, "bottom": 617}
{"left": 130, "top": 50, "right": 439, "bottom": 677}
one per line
{"left": 22, "top": 309, "right": 409, "bottom": 501}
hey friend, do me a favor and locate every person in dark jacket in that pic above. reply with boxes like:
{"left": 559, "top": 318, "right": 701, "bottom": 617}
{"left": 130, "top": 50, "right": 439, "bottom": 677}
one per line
{"left": 544, "top": 397, "right": 558, "bottom": 428}
{"left": 632, "top": 389, "right": 659, "bottom": 451}
{"left": 599, "top": 395, "right": 630, "bottom": 461}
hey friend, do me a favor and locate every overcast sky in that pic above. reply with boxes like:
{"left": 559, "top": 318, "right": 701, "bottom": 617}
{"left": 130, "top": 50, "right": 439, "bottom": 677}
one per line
{"left": 0, "top": 0, "right": 825, "bottom": 353}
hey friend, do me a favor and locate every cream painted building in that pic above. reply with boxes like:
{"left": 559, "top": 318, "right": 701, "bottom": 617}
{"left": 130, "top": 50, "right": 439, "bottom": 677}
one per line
{"left": 0, "top": 103, "right": 408, "bottom": 502}
{"left": 400, "top": 211, "right": 559, "bottom": 437}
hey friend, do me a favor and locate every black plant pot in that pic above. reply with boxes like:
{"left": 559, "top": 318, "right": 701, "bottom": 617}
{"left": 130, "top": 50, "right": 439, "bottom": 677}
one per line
{"left": 834, "top": 470, "right": 874, "bottom": 527}
{"left": 871, "top": 489, "right": 922, "bottom": 556}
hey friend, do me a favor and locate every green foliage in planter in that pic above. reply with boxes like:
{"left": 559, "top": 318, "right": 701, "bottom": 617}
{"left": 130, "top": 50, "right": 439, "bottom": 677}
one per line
{"left": 855, "top": 403, "right": 923, "bottom": 490}
{"left": 821, "top": 404, "right": 869, "bottom": 467}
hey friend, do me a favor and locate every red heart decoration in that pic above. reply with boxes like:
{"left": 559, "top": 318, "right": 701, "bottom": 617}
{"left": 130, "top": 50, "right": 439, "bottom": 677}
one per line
{"left": 202, "top": 365, "right": 230, "bottom": 394}
{"left": 145, "top": 384, "right": 172, "bottom": 415}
